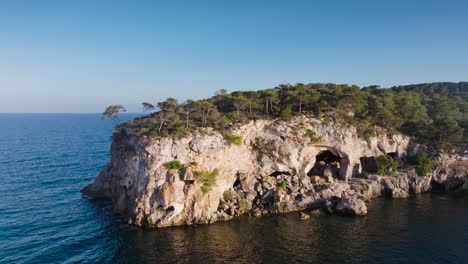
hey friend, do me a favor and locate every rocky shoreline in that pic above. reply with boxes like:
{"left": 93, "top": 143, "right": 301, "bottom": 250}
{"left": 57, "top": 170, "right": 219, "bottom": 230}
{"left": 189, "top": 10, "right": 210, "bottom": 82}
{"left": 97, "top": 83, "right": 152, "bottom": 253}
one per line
{"left": 81, "top": 117, "right": 467, "bottom": 227}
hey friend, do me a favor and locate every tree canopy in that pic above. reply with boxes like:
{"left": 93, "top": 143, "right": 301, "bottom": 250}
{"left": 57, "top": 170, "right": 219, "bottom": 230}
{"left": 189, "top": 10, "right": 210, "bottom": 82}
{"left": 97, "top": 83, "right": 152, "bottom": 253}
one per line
{"left": 101, "top": 105, "right": 126, "bottom": 124}
{"left": 119, "top": 82, "right": 467, "bottom": 152}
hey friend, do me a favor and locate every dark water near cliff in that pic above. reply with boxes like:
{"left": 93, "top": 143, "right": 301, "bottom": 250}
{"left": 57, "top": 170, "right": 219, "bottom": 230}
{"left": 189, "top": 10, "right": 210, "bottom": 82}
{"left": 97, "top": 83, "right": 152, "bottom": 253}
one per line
{"left": 1, "top": 113, "right": 467, "bottom": 264}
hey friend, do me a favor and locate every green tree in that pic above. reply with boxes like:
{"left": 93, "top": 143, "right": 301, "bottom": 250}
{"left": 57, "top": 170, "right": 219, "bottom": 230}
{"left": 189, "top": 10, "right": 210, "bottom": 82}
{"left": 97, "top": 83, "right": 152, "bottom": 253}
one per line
{"left": 124, "top": 82, "right": 466, "bottom": 152}
{"left": 243, "top": 91, "right": 261, "bottom": 116}
{"left": 182, "top": 100, "right": 197, "bottom": 128}
{"left": 156, "top": 98, "right": 179, "bottom": 133}
{"left": 295, "top": 83, "right": 309, "bottom": 113}
{"left": 142, "top": 102, "right": 155, "bottom": 112}
{"left": 196, "top": 101, "right": 216, "bottom": 127}
{"left": 230, "top": 93, "right": 248, "bottom": 121}
{"left": 303, "top": 87, "right": 322, "bottom": 113}
{"left": 280, "top": 107, "right": 293, "bottom": 121}
{"left": 260, "top": 89, "right": 279, "bottom": 117}
{"left": 101, "top": 105, "right": 126, "bottom": 124}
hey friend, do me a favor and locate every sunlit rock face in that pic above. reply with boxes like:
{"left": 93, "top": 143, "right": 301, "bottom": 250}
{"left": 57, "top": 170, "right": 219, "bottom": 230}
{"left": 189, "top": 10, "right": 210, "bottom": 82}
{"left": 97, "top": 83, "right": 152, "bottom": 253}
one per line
{"left": 82, "top": 116, "right": 419, "bottom": 227}
{"left": 431, "top": 154, "right": 468, "bottom": 192}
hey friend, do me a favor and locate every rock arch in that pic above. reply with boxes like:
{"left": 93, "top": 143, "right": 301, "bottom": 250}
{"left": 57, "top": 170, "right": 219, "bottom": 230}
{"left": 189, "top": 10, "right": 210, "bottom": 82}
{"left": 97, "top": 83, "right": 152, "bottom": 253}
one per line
{"left": 306, "top": 147, "right": 350, "bottom": 181}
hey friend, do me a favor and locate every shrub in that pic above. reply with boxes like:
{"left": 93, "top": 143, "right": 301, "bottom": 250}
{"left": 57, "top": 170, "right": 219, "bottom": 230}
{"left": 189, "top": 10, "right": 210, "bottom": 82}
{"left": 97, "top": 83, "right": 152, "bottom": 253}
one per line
{"left": 410, "top": 152, "right": 434, "bottom": 176}
{"left": 163, "top": 160, "right": 184, "bottom": 170}
{"left": 376, "top": 155, "right": 398, "bottom": 175}
{"left": 416, "top": 159, "right": 434, "bottom": 176}
{"left": 225, "top": 133, "right": 243, "bottom": 145}
{"left": 194, "top": 169, "right": 218, "bottom": 194}
{"left": 223, "top": 190, "right": 235, "bottom": 202}
{"left": 304, "top": 129, "right": 320, "bottom": 143}
{"left": 280, "top": 108, "right": 293, "bottom": 121}
{"left": 277, "top": 180, "right": 287, "bottom": 188}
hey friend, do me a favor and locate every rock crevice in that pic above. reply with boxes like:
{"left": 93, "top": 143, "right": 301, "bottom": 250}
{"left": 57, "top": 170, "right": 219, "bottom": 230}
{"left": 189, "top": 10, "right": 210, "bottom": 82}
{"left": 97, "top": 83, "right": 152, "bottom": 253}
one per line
{"left": 81, "top": 117, "right": 467, "bottom": 227}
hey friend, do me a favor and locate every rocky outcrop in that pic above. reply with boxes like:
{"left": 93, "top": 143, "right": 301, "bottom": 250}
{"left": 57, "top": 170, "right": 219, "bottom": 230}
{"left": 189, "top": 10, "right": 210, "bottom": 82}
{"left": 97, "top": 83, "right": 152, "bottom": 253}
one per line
{"left": 432, "top": 154, "right": 468, "bottom": 192}
{"left": 335, "top": 196, "right": 367, "bottom": 216}
{"left": 81, "top": 116, "right": 465, "bottom": 228}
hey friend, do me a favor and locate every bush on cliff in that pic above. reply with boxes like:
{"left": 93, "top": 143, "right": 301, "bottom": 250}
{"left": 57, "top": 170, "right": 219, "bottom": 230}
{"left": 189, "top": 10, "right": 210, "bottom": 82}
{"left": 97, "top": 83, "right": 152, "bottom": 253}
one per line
{"left": 277, "top": 180, "right": 287, "bottom": 188}
{"left": 224, "top": 133, "right": 243, "bottom": 145}
{"left": 163, "top": 160, "right": 184, "bottom": 170}
{"left": 376, "top": 155, "right": 398, "bottom": 176}
{"left": 223, "top": 190, "right": 236, "bottom": 202}
{"left": 304, "top": 129, "right": 320, "bottom": 143}
{"left": 409, "top": 152, "right": 435, "bottom": 176}
{"left": 194, "top": 169, "right": 218, "bottom": 194}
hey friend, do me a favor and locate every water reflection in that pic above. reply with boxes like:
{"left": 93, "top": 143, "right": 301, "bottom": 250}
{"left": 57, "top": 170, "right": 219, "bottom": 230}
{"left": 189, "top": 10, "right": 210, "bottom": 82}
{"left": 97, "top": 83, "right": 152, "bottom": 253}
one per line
{"left": 108, "top": 195, "right": 468, "bottom": 264}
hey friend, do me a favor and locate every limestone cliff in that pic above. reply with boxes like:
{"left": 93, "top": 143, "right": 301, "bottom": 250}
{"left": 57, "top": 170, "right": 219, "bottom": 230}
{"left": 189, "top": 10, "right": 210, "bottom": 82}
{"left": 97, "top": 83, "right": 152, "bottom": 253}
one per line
{"left": 81, "top": 116, "right": 467, "bottom": 227}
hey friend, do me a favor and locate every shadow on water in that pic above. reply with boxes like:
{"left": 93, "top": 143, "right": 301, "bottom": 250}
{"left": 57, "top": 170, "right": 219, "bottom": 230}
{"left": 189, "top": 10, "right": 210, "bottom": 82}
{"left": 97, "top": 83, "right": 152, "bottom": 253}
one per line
{"left": 100, "top": 194, "right": 468, "bottom": 264}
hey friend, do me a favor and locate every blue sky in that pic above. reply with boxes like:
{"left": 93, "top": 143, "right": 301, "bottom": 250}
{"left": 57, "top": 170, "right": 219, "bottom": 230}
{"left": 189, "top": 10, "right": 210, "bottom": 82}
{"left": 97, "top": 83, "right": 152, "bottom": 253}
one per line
{"left": 1, "top": 0, "right": 467, "bottom": 113}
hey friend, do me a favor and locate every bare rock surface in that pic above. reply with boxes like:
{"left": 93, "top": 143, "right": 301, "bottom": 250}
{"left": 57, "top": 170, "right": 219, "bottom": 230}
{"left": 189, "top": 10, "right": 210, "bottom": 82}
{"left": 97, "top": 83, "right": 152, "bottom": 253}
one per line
{"left": 81, "top": 116, "right": 464, "bottom": 228}
{"left": 335, "top": 196, "right": 368, "bottom": 216}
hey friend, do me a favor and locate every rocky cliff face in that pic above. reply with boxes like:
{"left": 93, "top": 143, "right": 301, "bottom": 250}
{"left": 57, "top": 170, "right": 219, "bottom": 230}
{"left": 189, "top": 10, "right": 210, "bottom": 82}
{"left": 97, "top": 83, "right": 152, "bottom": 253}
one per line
{"left": 81, "top": 116, "right": 466, "bottom": 227}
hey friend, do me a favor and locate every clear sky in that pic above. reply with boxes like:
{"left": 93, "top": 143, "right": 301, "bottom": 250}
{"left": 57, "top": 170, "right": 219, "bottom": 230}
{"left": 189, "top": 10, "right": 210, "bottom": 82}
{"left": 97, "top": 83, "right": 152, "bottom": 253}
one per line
{"left": 1, "top": 0, "right": 467, "bottom": 113}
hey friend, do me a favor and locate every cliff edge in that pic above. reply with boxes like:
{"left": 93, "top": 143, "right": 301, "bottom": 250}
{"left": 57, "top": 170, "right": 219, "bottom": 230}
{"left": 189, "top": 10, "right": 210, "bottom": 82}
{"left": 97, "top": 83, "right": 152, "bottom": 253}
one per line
{"left": 82, "top": 116, "right": 467, "bottom": 227}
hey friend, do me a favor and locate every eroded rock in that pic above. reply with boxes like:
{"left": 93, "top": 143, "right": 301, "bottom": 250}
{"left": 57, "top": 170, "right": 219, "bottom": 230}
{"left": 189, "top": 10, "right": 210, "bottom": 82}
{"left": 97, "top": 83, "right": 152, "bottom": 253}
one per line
{"left": 82, "top": 116, "right": 443, "bottom": 228}
{"left": 335, "top": 196, "right": 368, "bottom": 216}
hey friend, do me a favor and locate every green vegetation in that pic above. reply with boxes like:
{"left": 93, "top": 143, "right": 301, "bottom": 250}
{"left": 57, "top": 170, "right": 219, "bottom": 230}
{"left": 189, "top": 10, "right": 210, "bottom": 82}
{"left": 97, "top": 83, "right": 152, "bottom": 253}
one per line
{"left": 409, "top": 152, "right": 435, "bottom": 176}
{"left": 279, "top": 107, "right": 293, "bottom": 121}
{"left": 376, "top": 155, "right": 398, "bottom": 175}
{"left": 277, "top": 180, "right": 287, "bottom": 188}
{"left": 111, "top": 82, "right": 466, "bottom": 152}
{"left": 224, "top": 133, "right": 243, "bottom": 145}
{"left": 304, "top": 129, "right": 320, "bottom": 143}
{"left": 223, "top": 190, "right": 235, "bottom": 202}
{"left": 163, "top": 160, "right": 184, "bottom": 170}
{"left": 142, "top": 102, "right": 155, "bottom": 112}
{"left": 101, "top": 105, "right": 126, "bottom": 124}
{"left": 194, "top": 169, "right": 218, "bottom": 194}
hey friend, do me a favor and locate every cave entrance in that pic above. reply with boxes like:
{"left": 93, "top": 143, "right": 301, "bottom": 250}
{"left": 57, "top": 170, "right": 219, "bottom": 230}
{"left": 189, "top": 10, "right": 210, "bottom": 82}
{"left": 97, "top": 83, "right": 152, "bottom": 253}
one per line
{"left": 360, "top": 156, "right": 377, "bottom": 173}
{"left": 360, "top": 152, "right": 399, "bottom": 173}
{"left": 307, "top": 150, "right": 342, "bottom": 180}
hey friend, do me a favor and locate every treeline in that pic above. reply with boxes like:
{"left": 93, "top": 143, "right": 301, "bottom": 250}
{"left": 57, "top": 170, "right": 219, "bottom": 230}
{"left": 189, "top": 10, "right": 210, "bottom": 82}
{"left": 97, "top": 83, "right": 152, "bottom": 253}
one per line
{"left": 112, "top": 82, "right": 467, "bottom": 152}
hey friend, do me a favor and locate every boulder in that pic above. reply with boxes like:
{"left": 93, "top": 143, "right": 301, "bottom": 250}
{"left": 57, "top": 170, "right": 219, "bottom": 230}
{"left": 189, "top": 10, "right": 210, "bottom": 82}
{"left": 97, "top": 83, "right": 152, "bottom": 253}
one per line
{"left": 380, "top": 175, "right": 409, "bottom": 198}
{"left": 409, "top": 175, "right": 432, "bottom": 193}
{"left": 335, "top": 196, "right": 367, "bottom": 216}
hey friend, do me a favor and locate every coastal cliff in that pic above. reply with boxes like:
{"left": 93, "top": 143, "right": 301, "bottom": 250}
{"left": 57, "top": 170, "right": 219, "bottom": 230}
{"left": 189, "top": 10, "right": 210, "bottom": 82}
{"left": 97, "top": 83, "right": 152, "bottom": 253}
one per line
{"left": 81, "top": 116, "right": 467, "bottom": 227}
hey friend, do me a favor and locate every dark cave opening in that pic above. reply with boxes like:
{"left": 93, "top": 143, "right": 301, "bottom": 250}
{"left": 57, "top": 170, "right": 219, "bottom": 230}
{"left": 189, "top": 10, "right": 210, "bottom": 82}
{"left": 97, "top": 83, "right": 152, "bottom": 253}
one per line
{"left": 360, "top": 156, "right": 377, "bottom": 173}
{"left": 270, "top": 171, "right": 292, "bottom": 177}
{"left": 233, "top": 177, "right": 241, "bottom": 188}
{"left": 307, "top": 150, "right": 341, "bottom": 179}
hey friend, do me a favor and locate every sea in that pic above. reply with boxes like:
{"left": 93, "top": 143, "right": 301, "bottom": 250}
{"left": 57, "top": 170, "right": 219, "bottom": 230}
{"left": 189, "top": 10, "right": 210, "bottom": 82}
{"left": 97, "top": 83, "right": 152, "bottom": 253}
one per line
{"left": 0, "top": 113, "right": 467, "bottom": 264}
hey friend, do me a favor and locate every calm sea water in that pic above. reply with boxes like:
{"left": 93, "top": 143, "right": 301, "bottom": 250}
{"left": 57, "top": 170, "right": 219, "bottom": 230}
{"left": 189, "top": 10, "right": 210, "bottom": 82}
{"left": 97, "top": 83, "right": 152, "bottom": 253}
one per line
{"left": 0, "top": 113, "right": 467, "bottom": 264}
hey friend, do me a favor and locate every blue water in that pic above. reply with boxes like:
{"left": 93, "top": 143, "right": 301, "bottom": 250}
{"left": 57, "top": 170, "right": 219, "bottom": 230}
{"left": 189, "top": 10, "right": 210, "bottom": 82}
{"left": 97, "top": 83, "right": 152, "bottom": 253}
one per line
{"left": 1, "top": 114, "right": 467, "bottom": 264}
